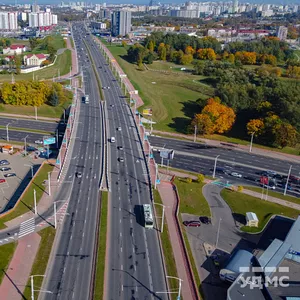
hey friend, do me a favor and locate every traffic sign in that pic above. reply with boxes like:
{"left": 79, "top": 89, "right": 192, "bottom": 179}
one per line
{"left": 43, "top": 137, "right": 56, "bottom": 145}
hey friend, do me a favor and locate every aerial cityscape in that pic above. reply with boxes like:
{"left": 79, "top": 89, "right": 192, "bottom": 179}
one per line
{"left": 0, "top": 1, "right": 299, "bottom": 300}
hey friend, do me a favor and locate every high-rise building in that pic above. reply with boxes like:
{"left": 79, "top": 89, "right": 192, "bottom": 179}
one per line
{"left": 277, "top": 26, "right": 288, "bottom": 41}
{"left": 0, "top": 12, "right": 18, "bottom": 30}
{"left": 29, "top": 12, "right": 38, "bottom": 27}
{"left": 233, "top": 0, "right": 238, "bottom": 13}
{"left": 52, "top": 14, "right": 58, "bottom": 25}
{"left": 31, "top": 2, "right": 40, "bottom": 13}
{"left": 111, "top": 10, "right": 131, "bottom": 37}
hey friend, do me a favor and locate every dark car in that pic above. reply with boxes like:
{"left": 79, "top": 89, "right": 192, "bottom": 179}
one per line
{"left": 0, "top": 160, "right": 9, "bottom": 165}
{"left": 118, "top": 146, "right": 123, "bottom": 150}
{"left": 76, "top": 172, "right": 82, "bottom": 178}
{"left": 199, "top": 216, "right": 211, "bottom": 224}
{"left": 4, "top": 173, "right": 16, "bottom": 178}
{"left": 118, "top": 157, "right": 124, "bottom": 162}
{"left": 183, "top": 221, "right": 201, "bottom": 227}
{"left": 243, "top": 175, "right": 257, "bottom": 182}
{"left": 0, "top": 167, "right": 11, "bottom": 171}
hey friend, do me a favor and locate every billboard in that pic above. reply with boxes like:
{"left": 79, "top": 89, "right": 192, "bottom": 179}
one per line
{"left": 43, "top": 137, "right": 56, "bottom": 146}
{"left": 143, "top": 108, "right": 153, "bottom": 116}
{"left": 160, "top": 149, "right": 175, "bottom": 160}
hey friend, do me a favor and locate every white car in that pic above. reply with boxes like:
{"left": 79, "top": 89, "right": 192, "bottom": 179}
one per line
{"left": 230, "top": 172, "right": 242, "bottom": 178}
{"left": 110, "top": 137, "right": 115, "bottom": 143}
{"left": 35, "top": 140, "right": 43, "bottom": 144}
{"left": 117, "top": 127, "right": 121, "bottom": 131}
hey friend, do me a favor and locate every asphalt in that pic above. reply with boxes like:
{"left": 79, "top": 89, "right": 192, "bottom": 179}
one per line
{"left": 41, "top": 26, "right": 103, "bottom": 300}
{"left": 83, "top": 32, "right": 168, "bottom": 298}
{"left": 153, "top": 151, "right": 300, "bottom": 198}
{"left": 149, "top": 136, "right": 300, "bottom": 176}
{"left": 0, "top": 117, "right": 64, "bottom": 133}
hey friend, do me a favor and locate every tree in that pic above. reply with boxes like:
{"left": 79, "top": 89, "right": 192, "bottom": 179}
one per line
{"left": 197, "top": 48, "right": 216, "bottom": 60}
{"left": 274, "top": 122, "right": 298, "bottom": 148}
{"left": 286, "top": 65, "right": 300, "bottom": 78}
{"left": 186, "top": 177, "right": 192, "bottom": 184}
{"left": 201, "top": 97, "right": 236, "bottom": 134}
{"left": 180, "top": 54, "right": 193, "bottom": 65}
{"left": 246, "top": 119, "right": 264, "bottom": 136}
{"left": 148, "top": 40, "right": 154, "bottom": 52}
{"left": 29, "top": 37, "right": 39, "bottom": 50}
{"left": 157, "top": 43, "right": 166, "bottom": 60}
{"left": 237, "top": 186, "right": 243, "bottom": 192}
{"left": 197, "top": 174, "right": 204, "bottom": 183}
{"left": 49, "top": 89, "right": 59, "bottom": 107}
{"left": 185, "top": 45, "right": 195, "bottom": 56}
{"left": 192, "top": 113, "right": 214, "bottom": 135}
{"left": 193, "top": 61, "right": 204, "bottom": 75}
{"left": 121, "top": 40, "right": 127, "bottom": 48}
{"left": 228, "top": 53, "right": 235, "bottom": 64}
{"left": 14, "top": 55, "right": 22, "bottom": 75}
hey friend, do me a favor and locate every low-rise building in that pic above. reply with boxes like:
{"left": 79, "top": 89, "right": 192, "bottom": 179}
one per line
{"left": 23, "top": 53, "right": 48, "bottom": 66}
{"left": 3, "top": 44, "right": 27, "bottom": 55}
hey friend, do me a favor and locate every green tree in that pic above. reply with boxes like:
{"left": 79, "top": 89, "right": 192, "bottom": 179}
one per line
{"left": 14, "top": 55, "right": 22, "bottom": 75}
{"left": 49, "top": 89, "right": 59, "bottom": 106}
{"left": 274, "top": 122, "right": 298, "bottom": 148}
{"left": 197, "top": 174, "right": 204, "bottom": 183}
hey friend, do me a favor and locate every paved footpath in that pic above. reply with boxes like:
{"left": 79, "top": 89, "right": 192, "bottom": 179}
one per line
{"left": 0, "top": 233, "right": 41, "bottom": 300}
{"left": 158, "top": 181, "right": 198, "bottom": 300}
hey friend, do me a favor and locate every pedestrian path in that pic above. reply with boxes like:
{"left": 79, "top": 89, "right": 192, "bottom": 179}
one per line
{"left": 158, "top": 181, "right": 198, "bottom": 300}
{"left": 0, "top": 233, "right": 41, "bottom": 300}
{"left": 18, "top": 217, "right": 35, "bottom": 238}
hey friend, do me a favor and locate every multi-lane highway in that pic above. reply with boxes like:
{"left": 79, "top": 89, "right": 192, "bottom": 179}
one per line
{"left": 0, "top": 117, "right": 63, "bottom": 133}
{"left": 149, "top": 136, "right": 300, "bottom": 174}
{"left": 0, "top": 129, "right": 55, "bottom": 144}
{"left": 41, "top": 25, "right": 104, "bottom": 300}
{"left": 83, "top": 29, "right": 168, "bottom": 298}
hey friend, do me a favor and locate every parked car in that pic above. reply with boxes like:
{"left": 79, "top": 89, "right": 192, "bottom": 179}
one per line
{"left": 199, "top": 216, "right": 211, "bottom": 224}
{"left": 0, "top": 179, "right": 6, "bottom": 183}
{"left": 183, "top": 221, "right": 201, "bottom": 227}
{"left": 0, "top": 167, "right": 11, "bottom": 171}
{"left": 0, "top": 160, "right": 9, "bottom": 165}
{"left": 4, "top": 173, "right": 15, "bottom": 178}
{"left": 35, "top": 140, "right": 43, "bottom": 145}
{"left": 230, "top": 172, "right": 242, "bottom": 178}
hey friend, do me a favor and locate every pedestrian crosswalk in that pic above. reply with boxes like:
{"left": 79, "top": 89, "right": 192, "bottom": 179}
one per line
{"left": 18, "top": 218, "right": 35, "bottom": 238}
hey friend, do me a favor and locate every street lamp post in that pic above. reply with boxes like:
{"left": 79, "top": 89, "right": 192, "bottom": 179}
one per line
{"left": 30, "top": 274, "right": 52, "bottom": 300}
{"left": 6, "top": 123, "right": 10, "bottom": 142}
{"left": 48, "top": 172, "right": 51, "bottom": 196}
{"left": 194, "top": 125, "right": 197, "bottom": 142}
{"left": 216, "top": 218, "right": 222, "bottom": 250}
{"left": 212, "top": 155, "right": 220, "bottom": 179}
{"left": 53, "top": 200, "right": 66, "bottom": 229}
{"left": 249, "top": 132, "right": 255, "bottom": 153}
{"left": 157, "top": 276, "right": 183, "bottom": 299}
{"left": 34, "top": 189, "right": 37, "bottom": 215}
{"left": 154, "top": 163, "right": 158, "bottom": 190}
{"left": 284, "top": 165, "right": 292, "bottom": 196}
{"left": 153, "top": 202, "right": 166, "bottom": 233}
{"left": 23, "top": 135, "right": 29, "bottom": 156}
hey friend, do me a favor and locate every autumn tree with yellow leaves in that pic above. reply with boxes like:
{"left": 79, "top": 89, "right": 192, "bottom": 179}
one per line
{"left": 191, "top": 97, "right": 236, "bottom": 135}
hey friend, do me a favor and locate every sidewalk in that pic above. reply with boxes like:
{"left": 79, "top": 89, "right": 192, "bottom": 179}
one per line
{"left": 152, "top": 130, "right": 300, "bottom": 164}
{"left": 0, "top": 233, "right": 41, "bottom": 300}
{"left": 158, "top": 181, "right": 198, "bottom": 300}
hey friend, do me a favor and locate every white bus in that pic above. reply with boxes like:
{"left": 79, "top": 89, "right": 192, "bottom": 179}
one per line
{"left": 143, "top": 204, "right": 154, "bottom": 229}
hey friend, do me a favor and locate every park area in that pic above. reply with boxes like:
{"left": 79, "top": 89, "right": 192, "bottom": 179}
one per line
{"left": 105, "top": 43, "right": 214, "bottom": 133}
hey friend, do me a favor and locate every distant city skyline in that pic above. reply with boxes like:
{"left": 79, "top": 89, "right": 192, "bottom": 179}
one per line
{"left": 1, "top": 0, "right": 298, "bottom": 5}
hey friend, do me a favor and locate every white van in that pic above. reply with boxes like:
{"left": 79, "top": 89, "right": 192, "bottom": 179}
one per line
{"left": 110, "top": 137, "right": 115, "bottom": 143}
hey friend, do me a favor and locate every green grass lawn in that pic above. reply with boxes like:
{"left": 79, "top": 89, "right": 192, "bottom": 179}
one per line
{"left": 175, "top": 177, "right": 211, "bottom": 217}
{"left": 153, "top": 189, "right": 178, "bottom": 300}
{"left": 0, "top": 49, "right": 71, "bottom": 83}
{"left": 244, "top": 186, "right": 300, "bottom": 205}
{"left": 0, "top": 163, "right": 54, "bottom": 229}
{"left": 221, "top": 189, "right": 300, "bottom": 233}
{"left": 70, "top": 37, "right": 75, "bottom": 49}
{"left": 94, "top": 191, "right": 108, "bottom": 300}
{"left": 0, "top": 242, "right": 17, "bottom": 284}
{"left": 23, "top": 227, "right": 56, "bottom": 300}
{"left": 104, "top": 43, "right": 214, "bottom": 133}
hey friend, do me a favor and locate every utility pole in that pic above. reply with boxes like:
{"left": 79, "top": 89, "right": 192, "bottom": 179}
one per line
{"left": 48, "top": 172, "right": 51, "bottom": 196}
{"left": 194, "top": 125, "right": 197, "bottom": 142}
{"left": 284, "top": 165, "right": 292, "bottom": 196}
{"left": 212, "top": 155, "right": 220, "bottom": 179}
{"left": 249, "top": 132, "right": 255, "bottom": 153}
{"left": 6, "top": 123, "right": 10, "bottom": 141}
{"left": 23, "top": 135, "right": 29, "bottom": 156}
{"left": 34, "top": 189, "right": 37, "bottom": 215}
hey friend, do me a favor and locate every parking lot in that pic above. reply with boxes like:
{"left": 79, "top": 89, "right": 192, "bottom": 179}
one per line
{"left": 0, "top": 152, "right": 44, "bottom": 213}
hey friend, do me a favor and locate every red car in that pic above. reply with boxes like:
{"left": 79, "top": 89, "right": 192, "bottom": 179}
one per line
{"left": 183, "top": 221, "right": 201, "bottom": 227}
{"left": 0, "top": 179, "right": 6, "bottom": 184}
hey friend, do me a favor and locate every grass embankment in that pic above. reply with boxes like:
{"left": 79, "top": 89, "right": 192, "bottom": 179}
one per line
{"left": 175, "top": 177, "right": 209, "bottom": 297}
{"left": 23, "top": 227, "right": 56, "bottom": 300}
{"left": 175, "top": 177, "right": 210, "bottom": 216}
{"left": 153, "top": 189, "right": 178, "bottom": 300}
{"left": 103, "top": 42, "right": 300, "bottom": 156}
{"left": 0, "top": 49, "right": 72, "bottom": 83}
{"left": 0, "top": 163, "right": 54, "bottom": 229}
{"left": 93, "top": 191, "right": 108, "bottom": 300}
{"left": 0, "top": 91, "right": 72, "bottom": 119}
{"left": 70, "top": 37, "right": 75, "bottom": 49}
{"left": 0, "top": 126, "right": 51, "bottom": 135}
{"left": 103, "top": 43, "right": 214, "bottom": 133}
{"left": 245, "top": 186, "right": 300, "bottom": 205}
{"left": 221, "top": 189, "right": 300, "bottom": 233}
{"left": 0, "top": 242, "right": 17, "bottom": 284}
